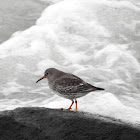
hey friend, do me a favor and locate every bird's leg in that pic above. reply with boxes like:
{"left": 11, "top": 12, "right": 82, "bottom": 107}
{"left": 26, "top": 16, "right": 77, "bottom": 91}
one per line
{"left": 67, "top": 100, "right": 74, "bottom": 110}
{"left": 75, "top": 99, "right": 78, "bottom": 110}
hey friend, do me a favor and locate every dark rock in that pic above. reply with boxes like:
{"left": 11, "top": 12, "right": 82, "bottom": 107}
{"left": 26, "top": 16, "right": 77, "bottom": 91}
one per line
{"left": 0, "top": 107, "right": 140, "bottom": 140}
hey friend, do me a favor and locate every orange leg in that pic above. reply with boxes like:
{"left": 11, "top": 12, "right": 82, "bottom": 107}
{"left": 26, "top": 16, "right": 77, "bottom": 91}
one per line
{"left": 75, "top": 99, "right": 78, "bottom": 110}
{"left": 67, "top": 100, "right": 74, "bottom": 110}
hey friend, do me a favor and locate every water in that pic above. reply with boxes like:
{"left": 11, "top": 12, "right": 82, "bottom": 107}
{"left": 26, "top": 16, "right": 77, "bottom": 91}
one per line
{"left": 0, "top": 0, "right": 49, "bottom": 43}
{"left": 0, "top": 0, "right": 140, "bottom": 124}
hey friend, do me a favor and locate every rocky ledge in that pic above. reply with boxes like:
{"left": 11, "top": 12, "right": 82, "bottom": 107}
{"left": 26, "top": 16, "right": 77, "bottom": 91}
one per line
{"left": 0, "top": 107, "right": 140, "bottom": 140}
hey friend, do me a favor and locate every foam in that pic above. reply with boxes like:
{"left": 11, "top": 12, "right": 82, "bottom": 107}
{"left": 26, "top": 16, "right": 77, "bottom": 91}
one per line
{"left": 44, "top": 92, "right": 140, "bottom": 124}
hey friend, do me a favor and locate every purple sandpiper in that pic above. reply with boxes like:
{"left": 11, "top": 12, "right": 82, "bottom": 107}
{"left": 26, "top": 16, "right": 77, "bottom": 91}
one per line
{"left": 36, "top": 68, "right": 104, "bottom": 110}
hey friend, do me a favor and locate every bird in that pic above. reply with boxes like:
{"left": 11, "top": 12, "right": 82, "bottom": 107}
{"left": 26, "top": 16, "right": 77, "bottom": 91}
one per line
{"left": 36, "top": 68, "right": 104, "bottom": 110}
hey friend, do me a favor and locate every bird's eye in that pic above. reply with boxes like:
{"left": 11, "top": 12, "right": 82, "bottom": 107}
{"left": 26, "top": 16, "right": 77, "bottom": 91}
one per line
{"left": 46, "top": 73, "right": 48, "bottom": 75}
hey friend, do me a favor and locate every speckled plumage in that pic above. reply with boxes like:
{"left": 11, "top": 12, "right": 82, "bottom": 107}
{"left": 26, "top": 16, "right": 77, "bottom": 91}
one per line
{"left": 36, "top": 68, "right": 104, "bottom": 110}
{"left": 51, "top": 75, "right": 102, "bottom": 99}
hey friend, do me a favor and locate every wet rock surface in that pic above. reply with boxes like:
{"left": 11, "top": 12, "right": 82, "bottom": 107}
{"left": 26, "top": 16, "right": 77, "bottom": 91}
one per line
{"left": 0, "top": 107, "right": 140, "bottom": 140}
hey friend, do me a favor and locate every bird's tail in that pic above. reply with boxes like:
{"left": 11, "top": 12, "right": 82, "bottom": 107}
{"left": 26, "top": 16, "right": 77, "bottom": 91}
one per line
{"left": 92, "top": 86, "right": 105, "bottom": 91}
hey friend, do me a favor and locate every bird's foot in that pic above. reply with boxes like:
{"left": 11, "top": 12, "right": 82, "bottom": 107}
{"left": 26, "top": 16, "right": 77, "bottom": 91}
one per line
{"left": 60, "top": 100, "right": 74, "bottom": 111}
{"left": 67, "top": 107, "right": 72, "bottom": 110}
{"left": 60, "top": 108, "right": 72, "bottom": 110}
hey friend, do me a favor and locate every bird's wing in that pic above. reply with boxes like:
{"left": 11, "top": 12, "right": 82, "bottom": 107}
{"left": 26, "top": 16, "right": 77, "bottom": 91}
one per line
{"left": 53, "top": 76, "right": 94, "bottom": 93}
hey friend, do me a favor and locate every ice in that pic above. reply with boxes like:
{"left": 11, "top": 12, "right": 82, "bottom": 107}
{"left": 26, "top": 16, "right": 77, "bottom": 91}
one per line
{"left": 0, "top": 0, "right": 140, "bottom": 124}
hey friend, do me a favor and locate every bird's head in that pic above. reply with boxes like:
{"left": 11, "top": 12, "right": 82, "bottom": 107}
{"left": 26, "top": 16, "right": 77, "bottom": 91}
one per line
{"left": 36, "top": 68, "right": 62, "bottom": 83}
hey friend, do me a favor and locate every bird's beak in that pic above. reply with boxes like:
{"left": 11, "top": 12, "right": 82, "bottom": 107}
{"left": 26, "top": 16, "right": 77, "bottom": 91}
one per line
{"left": 36, "top": 75, "right": 46, "bottom": 83}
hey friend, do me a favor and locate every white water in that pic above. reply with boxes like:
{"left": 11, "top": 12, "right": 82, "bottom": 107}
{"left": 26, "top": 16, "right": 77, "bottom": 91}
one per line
{"left": 0, "top": 0, "right": 140, "bottom": 124}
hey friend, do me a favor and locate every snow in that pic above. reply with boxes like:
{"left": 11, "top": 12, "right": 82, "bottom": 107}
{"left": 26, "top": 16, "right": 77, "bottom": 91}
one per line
{"left": 0, "top": 0, "right": 140, "bottom": 124}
